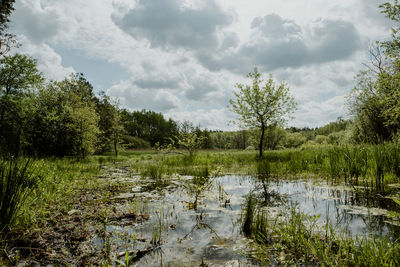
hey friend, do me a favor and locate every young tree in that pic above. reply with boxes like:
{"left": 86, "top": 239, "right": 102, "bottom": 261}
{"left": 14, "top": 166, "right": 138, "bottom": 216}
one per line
{"left": 96, "top": 92, "right": 124, "bottom": 156}
{"left": 178, "top": 132, "right": 205, "bottom": 157}
{"left": 229, "top": 68, "right": 296, "bottom": 157}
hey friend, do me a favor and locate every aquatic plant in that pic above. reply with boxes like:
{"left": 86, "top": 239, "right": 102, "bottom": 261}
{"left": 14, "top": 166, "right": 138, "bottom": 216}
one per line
{"left": 151, "top": 210, "right": 163, "bottom": 245}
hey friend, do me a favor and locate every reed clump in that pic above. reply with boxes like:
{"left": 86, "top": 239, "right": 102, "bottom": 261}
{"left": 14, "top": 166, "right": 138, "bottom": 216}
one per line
{"left": 0, "top": 158, "right": 40, "bottom": 228}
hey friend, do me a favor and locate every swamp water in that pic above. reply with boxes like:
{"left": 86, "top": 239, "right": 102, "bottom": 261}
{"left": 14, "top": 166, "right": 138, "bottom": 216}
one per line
{"left": 98, "top": 170, "right": 400, "bottom": 266}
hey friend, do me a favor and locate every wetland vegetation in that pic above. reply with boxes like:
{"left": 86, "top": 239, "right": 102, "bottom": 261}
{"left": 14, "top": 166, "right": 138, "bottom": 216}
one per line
{"left": 0, "top": 147, "right": 400, "bottom": 266}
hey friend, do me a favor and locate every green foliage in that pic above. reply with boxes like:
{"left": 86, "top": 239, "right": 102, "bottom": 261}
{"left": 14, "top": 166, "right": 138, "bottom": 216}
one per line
{"left": 121, "top": 109, "right": 179, "bottom": 147}
{"left": 0, "top": 56, "right": 104, "bottom": 158}
{"left": 315, "top": 135, "right": 328, "bottom": 144}
{"left": 0, "top": 158, "right": 40, "bottom": 228}
{"left": 314, "top": 118, "right": 352, "bottom": 136}
{"left": 348, "top": 2, "right": 400, "bottom": 142}
{"left": 0, "top": 1, "right": 15, "bottom": 27}
{"left": 284, "top": 132, "right": 307, "bottom": 148}
{"left": 0, "top": 54, "right": 44, "bottom": 156}
{"left": 210, "top": 130, "right": 250, "bottom": 149}
{"left": 31, "top": 74, "right": 100, "bottom": 157}
{"left": 96, "top": 93, "right": 124, "bottom": 156}
{"left": 178, "top": 132, "right": 205, "bottom": 156}
{"left": 230, "top": 68, "right": 297, "bottom": 157}
{"left": 248, "top": 127, "right": 287, "bottom": 150}
{"left": 122, "top": 135, "right": 151, "bottom": 149}
{"left": 349, "top": 71, "right": 394, "bottom": 142}
{"left": 327, "top": 130, "right": 351, "bottom": 145}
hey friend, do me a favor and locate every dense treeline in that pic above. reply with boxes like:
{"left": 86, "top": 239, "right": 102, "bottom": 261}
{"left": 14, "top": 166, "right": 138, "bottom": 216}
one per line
{"left": 1, "top": 53, "right": 397, "bottom": 158}
{"left": 0, "top": 54, "right": 214, "bottom": 157}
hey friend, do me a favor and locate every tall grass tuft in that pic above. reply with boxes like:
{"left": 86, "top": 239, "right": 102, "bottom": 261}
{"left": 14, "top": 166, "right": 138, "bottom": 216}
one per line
{"left": 0, "top": 158, "right": 40, "bottom": 228}
{"left": 256, "top": 159, "right": 271, "bottom": 178}
{"left": 374, "top": 144, "right": 385, "bottom": 191}
{"left": 142, "top": 164, "right": 164, "bottom": 180}
{"left": 242, "top": 194, "right": 256, "bottom": 237}
{"left": 328, "top": 147, "right": 341, "bottom": 184}
{"left": 342, "top": 146, "right": 368, "bottom": 186}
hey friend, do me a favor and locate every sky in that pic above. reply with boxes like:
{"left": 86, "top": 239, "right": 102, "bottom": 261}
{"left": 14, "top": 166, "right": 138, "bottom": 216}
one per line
{"left": 8, "top": 0, "right": 393, "bottom": 130}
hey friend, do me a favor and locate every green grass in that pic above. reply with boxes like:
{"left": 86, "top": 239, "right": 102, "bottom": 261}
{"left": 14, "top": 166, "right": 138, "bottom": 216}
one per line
{"left": 8, "top": 155, "right": 128, "bottom": 229}
{"left": 132, "top": 145, "right": 400, "bottom": 191}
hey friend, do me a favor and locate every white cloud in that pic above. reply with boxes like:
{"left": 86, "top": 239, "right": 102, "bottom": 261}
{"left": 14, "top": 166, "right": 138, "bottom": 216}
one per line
{"left": 8, "top": 0, "right": 394, "bottom": 129}
{"left": 107, "top": 80, "right": 182, "bottom": 112}
{"left": 294, "top": 95, "right": 348, "bottom": 128}
{"left": 166, "top": 108, "right": 237, "bottom": 130}
{"left": 11, "top": 0, "right": 77, "bottom": 44}
{"left": 13, "top": 35, "right": 75, "bottom": 80}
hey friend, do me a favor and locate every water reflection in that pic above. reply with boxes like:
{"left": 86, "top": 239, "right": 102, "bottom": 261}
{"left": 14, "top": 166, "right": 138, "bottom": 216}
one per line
{"left": 103, "top": 174, "right": 399, "bottom": 266}
{"left": 265, "top": 180, "right": 400, "bottom": 238}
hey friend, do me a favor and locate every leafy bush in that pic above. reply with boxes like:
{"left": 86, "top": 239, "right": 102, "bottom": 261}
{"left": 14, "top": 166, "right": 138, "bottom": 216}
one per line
{"left": 121, "top": 135, "right": 151, "bottom": 149}
{"left": 284, "top": 132, "right": 307, "bottom": 148}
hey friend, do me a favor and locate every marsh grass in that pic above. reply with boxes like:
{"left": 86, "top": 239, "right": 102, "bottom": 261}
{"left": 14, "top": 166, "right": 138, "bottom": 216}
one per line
{"left": 248, "top": 203, "right": 400, "bottom": 266}
{"left": 0, "top": 158, "right": 40, "bottom": 229}
{"left": 134, "top": 144, "right": 399, "bottom": 192}
{"left": 386, "top": 143, "right": 400, "bottom": 178}
{"left": 141, "top": 164, "right": 164, "bottom": 180}
{"left": 10, "top": 155, "right": 121, "bottom": 228}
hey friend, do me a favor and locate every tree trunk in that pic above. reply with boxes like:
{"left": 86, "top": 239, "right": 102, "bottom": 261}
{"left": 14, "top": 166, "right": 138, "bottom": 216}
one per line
{"left": 259, "top": 123, "right": 265, "bottom": 158}
{"left": 114, "top": 135, "right": 118, "bottom": 157}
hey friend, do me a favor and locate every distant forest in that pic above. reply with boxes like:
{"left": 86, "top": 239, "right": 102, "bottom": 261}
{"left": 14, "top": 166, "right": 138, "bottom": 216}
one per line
{"left": 0, "top": 54, "right": 364, "bottom": 158}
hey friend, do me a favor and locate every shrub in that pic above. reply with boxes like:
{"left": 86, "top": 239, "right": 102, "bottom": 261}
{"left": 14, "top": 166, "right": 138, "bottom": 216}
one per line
{"left": 284, "top": 132, "right": 307, "bottom": 148}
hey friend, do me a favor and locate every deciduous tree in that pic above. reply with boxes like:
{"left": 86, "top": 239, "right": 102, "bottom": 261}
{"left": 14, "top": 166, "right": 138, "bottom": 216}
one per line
{"left": 229, "top": 68, "right": 296, "bottom": 157}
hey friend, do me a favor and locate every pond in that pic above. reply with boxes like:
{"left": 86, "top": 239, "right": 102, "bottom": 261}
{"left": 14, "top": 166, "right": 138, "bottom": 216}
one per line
{"left": 98, "top": 171, "right": 400, "bottom": 266}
